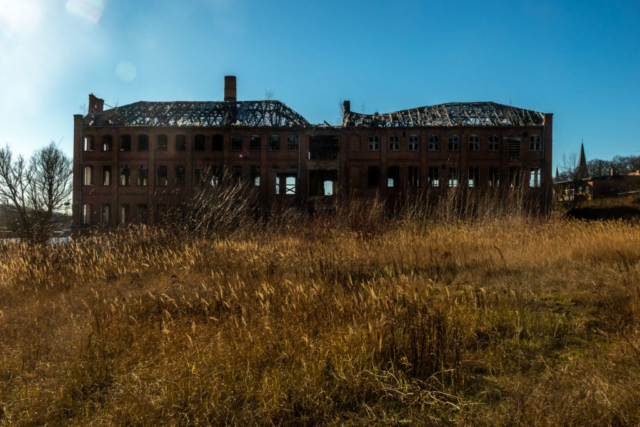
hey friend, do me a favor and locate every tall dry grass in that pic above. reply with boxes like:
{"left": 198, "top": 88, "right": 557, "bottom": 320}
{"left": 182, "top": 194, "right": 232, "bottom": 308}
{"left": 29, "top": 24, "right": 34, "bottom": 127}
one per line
{"left": 1, "top": 194, "right": 640, "bottom": 425}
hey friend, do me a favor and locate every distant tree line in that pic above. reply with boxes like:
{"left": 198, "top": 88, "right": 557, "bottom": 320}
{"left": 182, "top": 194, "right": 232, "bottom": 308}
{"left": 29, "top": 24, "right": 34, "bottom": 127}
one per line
{"left": 587, "top": 155, "right": 640, "bottom": 177}
{"left": 557, "top": 153, "right": 640, "bottom": 182}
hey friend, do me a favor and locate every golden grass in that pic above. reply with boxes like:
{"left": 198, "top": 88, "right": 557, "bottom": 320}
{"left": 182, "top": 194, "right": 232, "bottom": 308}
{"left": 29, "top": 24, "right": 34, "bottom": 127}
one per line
{"left": 1, "top": 215, "right": 640, "bottom": 425}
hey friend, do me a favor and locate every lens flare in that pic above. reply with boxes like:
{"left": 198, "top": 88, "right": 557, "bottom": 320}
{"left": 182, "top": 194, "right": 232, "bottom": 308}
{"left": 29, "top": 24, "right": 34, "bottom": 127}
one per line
{"left": 66, "top": 0, "right": 104, "bottom": 24}
{"left": 116, "top": 62, "right": 137, "bottom": 82}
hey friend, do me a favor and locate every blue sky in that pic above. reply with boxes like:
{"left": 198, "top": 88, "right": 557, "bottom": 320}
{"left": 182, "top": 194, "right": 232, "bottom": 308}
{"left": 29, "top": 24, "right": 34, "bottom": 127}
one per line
{"left": 1, "top": 0, "right": 639, "bottom": 168}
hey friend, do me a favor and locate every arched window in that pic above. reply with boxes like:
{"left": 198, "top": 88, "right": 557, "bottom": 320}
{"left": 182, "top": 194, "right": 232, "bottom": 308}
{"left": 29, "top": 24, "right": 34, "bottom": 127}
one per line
{"left": 488, "top": 135, "right": 500, "bottom": 151}
{"left": 448, "top": 135, "right": 459, "bottom": 151}
{"left": 83, "top": 135, "right": 94, "bottom": 151}
{"left": 468, "top": 135, "right": 480, "bottom": 151}
{"left": 428, "top": 136, "right": 440, "bottom": 151}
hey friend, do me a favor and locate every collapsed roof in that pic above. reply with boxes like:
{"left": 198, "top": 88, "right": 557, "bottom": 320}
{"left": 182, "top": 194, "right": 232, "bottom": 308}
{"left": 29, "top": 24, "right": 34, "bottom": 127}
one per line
{"left": 344, "top": 102, "right": 545, "bottom": 127}
{"left": 83, "top": 100, "right": 311, "bottom": 128}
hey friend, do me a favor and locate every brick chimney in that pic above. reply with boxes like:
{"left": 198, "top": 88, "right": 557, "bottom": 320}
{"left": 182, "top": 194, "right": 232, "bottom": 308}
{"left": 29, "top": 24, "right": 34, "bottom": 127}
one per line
{"left": 88, "top": 94, "right": 104, "bottom": 113}
{"left": 224, "top": 76, "right": 237, "bottom": 102}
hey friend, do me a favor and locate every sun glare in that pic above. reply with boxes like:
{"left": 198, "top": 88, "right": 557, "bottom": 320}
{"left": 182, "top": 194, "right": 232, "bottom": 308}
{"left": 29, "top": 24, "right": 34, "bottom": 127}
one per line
{"left": 0, "top": 0, "right": 44, "bottom": 36}
{"left": 65, "top": 0, "right": 105, "bottom": 24}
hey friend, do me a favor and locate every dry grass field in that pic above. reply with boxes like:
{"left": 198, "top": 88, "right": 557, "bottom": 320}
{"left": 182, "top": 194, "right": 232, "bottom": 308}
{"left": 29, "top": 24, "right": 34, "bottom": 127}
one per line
{"left": 1, "top": 199, "right": 640, "bottom": 425}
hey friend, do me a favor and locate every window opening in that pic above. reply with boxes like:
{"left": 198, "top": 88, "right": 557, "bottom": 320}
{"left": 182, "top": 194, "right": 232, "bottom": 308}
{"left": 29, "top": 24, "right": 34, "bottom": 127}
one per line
{"left": 368, "top": 136, "right": 380, "bottom": 151}
{"left": 388, "top": 166, "right": 400, "bottom": 188}
{"left": 119, "top": 165, "right": 130, "bottom": 186}
{"left": 102, "top": 166, "right": 111, "bottom": 186}
{"left": 468, "top": 135, "right": 480, "bottom": 151}
{"left": 388, "top": 136, "right": 399, "bottom": 151}
{"left": 137, "top": 165, "right": 148, "bottom": 186}
{"left": 195, "top": 134, "right": 205, "bottom": 151}
{"left": 489, "top": 167, "right": 500, "bottom": 188}
{"left": 102, "top": 135, "right": 112, "bottom": 151}
{"left": 120, "top": 135, "right": 131, "bottom": 151}
{"left": 157, "top": 134, "right": 168, "bottom": 151}
{"left": 174, "top": 165, "right": 186, "bottom": 186}
{"left": 408, "top": 166, "right": 419, "bottom": 187}
{"left": 368, "top": 166, "right": 380, "bottom": 188}
{"left": 250, "top": 135, "right": 261, "bottom": 151}
{"left": 156, "top": 166, "right": 168, "bottom": 186}
{"left": 175, "top": 135, "right": 187, "bottom": 151}
{"left": 448, "top": 135, "right": 459, "bottom": 151}
{"left": 468, "top": 166, "right": 479, "bottom": 188}
{"left": 268, "top": 135, "right": 280, "bottom": 151}
{"left": 408, "top": 135, "right": 419, "bottom": 151}
{"left": 212, "top": 134, "right": 223, "bottom": 151}
{"left": 138, "top": 134, "right": 149, "bottom": 151}
{"left": 448, "top": 167, "right": 459, "bottom": 188}
{"left": 428, "top": 136, "right": 440, "bottom": 151}
{"left": 287, "top": 135, "right": 299, "bottom": 151}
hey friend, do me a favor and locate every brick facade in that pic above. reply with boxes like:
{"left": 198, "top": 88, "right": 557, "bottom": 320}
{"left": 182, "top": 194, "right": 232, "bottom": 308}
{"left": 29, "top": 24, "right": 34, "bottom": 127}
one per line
{"left": 73, "top": 79, "right": 553, "bottom": 228}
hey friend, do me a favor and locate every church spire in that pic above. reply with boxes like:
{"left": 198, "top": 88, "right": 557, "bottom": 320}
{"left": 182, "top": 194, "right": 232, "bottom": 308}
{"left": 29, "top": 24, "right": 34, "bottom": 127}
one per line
{"left": 575, "top": 139, "right": 589, "bottom": 180}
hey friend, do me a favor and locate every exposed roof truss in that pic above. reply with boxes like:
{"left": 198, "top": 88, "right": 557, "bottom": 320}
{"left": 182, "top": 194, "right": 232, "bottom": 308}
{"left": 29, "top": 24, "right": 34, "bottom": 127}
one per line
{"left": 84, "top": 100, "right": 311, "bottom": 128}
{"left": 344, "top": 102, "right": 545, "bottom": 127}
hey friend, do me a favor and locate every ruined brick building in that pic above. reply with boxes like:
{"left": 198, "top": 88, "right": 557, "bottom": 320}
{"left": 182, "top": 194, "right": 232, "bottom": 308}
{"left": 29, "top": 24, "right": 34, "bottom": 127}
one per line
{"left": 73, "top": 76, "right": 553, "bottom": 227}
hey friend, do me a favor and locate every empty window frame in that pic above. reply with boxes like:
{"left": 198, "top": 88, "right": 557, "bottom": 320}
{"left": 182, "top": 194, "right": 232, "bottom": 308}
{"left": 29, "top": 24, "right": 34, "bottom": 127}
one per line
{"left": 250, "top": 165, "right": 260, "bottom": 187}
{"left": 137, "top": 165, "right": 148, "bottom": 186}
{"left": 174, "top": 165, "right": 186, "bottom": 186}
{"left": 448, "top": 135, "right": 459, "bottom": 151}
{"left": 83, "top": 135, "right": 94, "bottom": 152}
{"left": 195, "top": 134, "right": 206, "bottom": 151}
{"left": 508, "top": 139, "right": 521, "bottom": 160}
{"left": 137, "top": 204, "right": 148, "bottom": 222}
{"left": 408, "top": 166, "right": 420, "bottom": 187}
{"left": 309, "top": 135, "right": 340, "bottom": 160}
{"left": 488, "top": 135, "right": 500, "bottom": 151}
{"left": 120, "top": 204, "right": 129, "bottom": 225}
{"left": 102, "top": 166, "right": 111, "bottom": 186}
{"left": 101, "top": 204, "right": 110, "bottom": 224}
{"left": 156, "top": 165, "right": 168, "bottom": 186}
{"left": 287, "top": 135, "right": 299, "bottom": 151}
{"left": 193, "top": 165, "right": 205, "bottom": 186}
{"left": 530, "top": 167, "right": 541, "bottom": 188}
{"left": 275, "top": 174, "right": 296, "bottom": 195}
{"left": 231, "top": 165, "right": 242, "bottom": 186}
{"left": 212, "top": 134, "right": 224, "bottom": 151}
{"left": 231, "top": 135, "right": 242, "bottom": 152}
{"left": 408, "top": 135, "right": 420, "bottom": 152}
{"left": 428, "top": 167, "right": 440, "bottom": 187}
{"left": 530, "top": 135, "right": 541, "bottom": 151}
{"left": 102, "top": 135, "right": 112, "bottom": 151}
{"left": 468, "top": 167, "right": 479, "bottom": 188}
{"left": 388, "top": 136, "right": 400, "bottom": 151}
{"left": 157, "top": 134, "right": 168, "bottom": 151}
{"left": 448, "top": 167, "right": 459, "bottom": 188}
{"left": 388, "top": 166, "right": 400, "bottom": 188}
{"left": 285, "top": 176, "right": 296, "bottom": 194}
{"left": 489, "top": 167, "right": 500, "bottom": 188}
{"left": 368, "top": 136, "right": 380, "bottom": 151}
{"left": 82, "top": 203, "right": 91, "bottom": 225}
{"left": 211, "top": 166, "right": 222, "bottom": 186}
{"left": 120, "top": 135, "right": 131, "bottom": 152}
{"left": 368, "top": 166, "right": 380, "bottom": 188}
{"left": 468, "top": 135, "right": 480, "bottom": 151}
{"left": 138, "top": 134, "right": 149, "bottom": 151}
{"left": 268, "top": 135, "right": 280, "bottom": 151}
{"left": 509, "top": 166, "right": 522, "bottom": 188}
{"left": 83, "top": 165, "right": 93, "bottom": 186}
{"left": 119, "top": 165, "right": 130, "bottom": 186}
{"left": 175, "top": 134, "right": 187, "bottom": 151}
{"left": 428, "top": 136, "right": 440, "bottom": 151}
{"left": 249, "top": 135, "right": 261, "bottom": 151}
